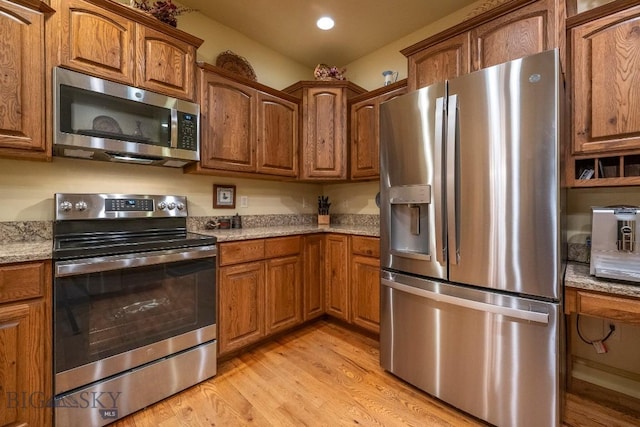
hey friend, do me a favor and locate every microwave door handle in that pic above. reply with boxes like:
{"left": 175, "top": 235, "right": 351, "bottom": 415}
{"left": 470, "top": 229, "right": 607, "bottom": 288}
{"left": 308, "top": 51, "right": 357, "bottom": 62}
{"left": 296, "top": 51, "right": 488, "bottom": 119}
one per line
{"left": 170, "top": 109, "right": 178, "bottom": 148}
{"left": 434, "top": 96, "right": 446, "bottom": 266}
{"left": 446, "top": 94, "right": 459, "bottom": 265}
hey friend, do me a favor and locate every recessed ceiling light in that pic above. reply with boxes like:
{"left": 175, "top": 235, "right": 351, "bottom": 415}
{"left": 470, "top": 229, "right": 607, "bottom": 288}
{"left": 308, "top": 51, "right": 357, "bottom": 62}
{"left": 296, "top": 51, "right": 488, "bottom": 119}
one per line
{"left": 317, "top": 16, "right": 334, "bottom": 30}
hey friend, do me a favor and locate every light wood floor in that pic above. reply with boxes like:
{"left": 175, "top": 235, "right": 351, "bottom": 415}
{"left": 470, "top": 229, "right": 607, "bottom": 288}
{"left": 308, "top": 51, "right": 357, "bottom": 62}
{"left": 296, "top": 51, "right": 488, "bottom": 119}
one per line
{"left": 112, "top": 321, "right": 639, "bottom": 427}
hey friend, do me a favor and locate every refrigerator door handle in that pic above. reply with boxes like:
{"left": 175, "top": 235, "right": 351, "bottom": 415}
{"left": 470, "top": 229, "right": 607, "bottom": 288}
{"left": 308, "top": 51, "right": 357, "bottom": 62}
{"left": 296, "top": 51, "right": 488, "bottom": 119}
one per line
{"left": 446, "top": 94, "right": 459, "bottom": 265}
{"left": 381, "top": 278, "right": 549, "bottom": 325}
{"left": 434, "top": 96, "right": 446, "bottom": 266}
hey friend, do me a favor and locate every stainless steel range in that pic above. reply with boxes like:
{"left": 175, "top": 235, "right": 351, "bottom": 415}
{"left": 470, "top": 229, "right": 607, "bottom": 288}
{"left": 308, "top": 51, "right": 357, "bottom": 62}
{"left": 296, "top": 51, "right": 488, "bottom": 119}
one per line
{"left": 52, "top": 193, "right": 217, "bottom": 426}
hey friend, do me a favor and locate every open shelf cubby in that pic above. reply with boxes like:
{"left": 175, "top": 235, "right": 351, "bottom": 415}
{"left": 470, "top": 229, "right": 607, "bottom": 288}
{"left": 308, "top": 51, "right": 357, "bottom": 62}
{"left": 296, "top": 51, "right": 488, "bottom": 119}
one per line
{"left": 572, "top": 154, "right": 640, "bottom": 187}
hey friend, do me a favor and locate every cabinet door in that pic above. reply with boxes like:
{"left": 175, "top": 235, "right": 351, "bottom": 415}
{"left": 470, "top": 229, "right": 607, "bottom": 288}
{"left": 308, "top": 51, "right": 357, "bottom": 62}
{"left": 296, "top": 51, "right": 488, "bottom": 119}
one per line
{"left": 303, "top": 234, "right": 325, "bottom": 320}
{"left": 0, "top": 300, "right": 48, "bottom": 427}
{"left": 470, "top": 0, "right": 556, "bottom": 71}
{"left": 0, "top": 0, "right": 46, "bottom": 157}
{"left": 571, "top": 5, "right": 640, "bottom": 154}
{"left": 325, "top": 234, "right": 349, "bottom": 320}
{"left": 351, "top": 255, "right": 381, "bottom": 333}
{"left": 350, "top": 86, "right": 407, "bottom": 180}
{"left": 265, "top": 255, "right": 302, "bottom": 335}
{"left": 55, "top": 0, "right": 135, "bottom": 85}
{"left": 199, "top": 71, "right": 256, "bottom": 172}
{"left": 218, "top": 262, "right": 264, "bottom": 355}
{"left": 135, "top": 24, "right": 196, "bottom": 101}
{"left": 301, "top": 87, "right": 346, "bottom": 179}
{"left": 350, "top": 99, "right": 377, "bottom": 180}
{"left": 407, "top": 32, "right": 471, "bottom": 91}
{"left": 256, "top": 92, "right": 299, "bottom": 177}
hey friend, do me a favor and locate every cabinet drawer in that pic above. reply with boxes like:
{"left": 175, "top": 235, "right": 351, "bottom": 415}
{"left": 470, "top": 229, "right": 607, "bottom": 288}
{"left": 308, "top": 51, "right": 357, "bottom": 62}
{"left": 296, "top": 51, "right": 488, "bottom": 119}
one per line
{"left": 219, "top": 240, "right": 265, "bottom": 266}
{"left": 576, "top": 291, "right": 640, "bottom": 326}
{"left": 0, "top": 262, "right": 45, "bottom": 303}
{"left": 351, "top": 236, "right": 380, "bottom": 258}
{"left": 265, "top": 236, "right": 301, "bottom": 259}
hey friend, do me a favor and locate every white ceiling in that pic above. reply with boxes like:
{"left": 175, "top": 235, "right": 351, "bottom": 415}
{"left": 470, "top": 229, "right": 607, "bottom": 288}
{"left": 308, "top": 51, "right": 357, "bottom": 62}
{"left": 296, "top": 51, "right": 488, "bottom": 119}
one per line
{"left": 179, "top": 0, "right": 480, "bottom": 68}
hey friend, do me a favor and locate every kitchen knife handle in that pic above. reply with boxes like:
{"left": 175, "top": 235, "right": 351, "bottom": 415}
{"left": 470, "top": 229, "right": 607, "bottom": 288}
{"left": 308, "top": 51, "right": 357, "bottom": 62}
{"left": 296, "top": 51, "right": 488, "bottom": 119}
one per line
{"left": 434, "top": 96, "right": 446, "bottom": 266}
{"left": 446, "top": 94, "right": 459, "bottom": 265}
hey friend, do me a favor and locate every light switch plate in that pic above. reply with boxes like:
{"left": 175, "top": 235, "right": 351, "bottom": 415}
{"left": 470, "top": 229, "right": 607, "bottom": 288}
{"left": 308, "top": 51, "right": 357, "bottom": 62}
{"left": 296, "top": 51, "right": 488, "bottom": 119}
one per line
{"left": 240, "top": 196, "right": 248, "bottom": 208}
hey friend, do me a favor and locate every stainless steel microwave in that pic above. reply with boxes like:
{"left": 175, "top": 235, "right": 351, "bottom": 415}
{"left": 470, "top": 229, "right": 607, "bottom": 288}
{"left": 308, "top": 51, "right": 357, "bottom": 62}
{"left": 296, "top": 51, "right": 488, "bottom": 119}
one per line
{"left": 53, "top": 67, "right": 200, "bottom": 167}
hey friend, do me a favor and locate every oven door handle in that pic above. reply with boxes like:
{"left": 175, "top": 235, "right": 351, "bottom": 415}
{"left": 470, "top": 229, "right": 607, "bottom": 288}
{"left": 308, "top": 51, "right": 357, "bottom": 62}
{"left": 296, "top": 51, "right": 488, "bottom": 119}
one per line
{"left": 55, "top": 245, "right": 217, "bottom": 277}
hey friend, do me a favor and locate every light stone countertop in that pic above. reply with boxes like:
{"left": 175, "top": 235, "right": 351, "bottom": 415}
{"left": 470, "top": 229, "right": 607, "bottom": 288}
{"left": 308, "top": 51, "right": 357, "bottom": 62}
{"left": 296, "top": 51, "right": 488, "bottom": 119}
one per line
{"left": 0, "top": 225, "right": 380, "bottom": 265}
{"left": 565, "top": 262, "right": 640, "bottom": 299}
{"left": 7, "top": 233, "right": 638, "bottom": 301}
{"left": 0, "top": 241, "right": 53, "bottom": 264}
{"left": 194, "top": 224, "right": 380, "bottom": 242}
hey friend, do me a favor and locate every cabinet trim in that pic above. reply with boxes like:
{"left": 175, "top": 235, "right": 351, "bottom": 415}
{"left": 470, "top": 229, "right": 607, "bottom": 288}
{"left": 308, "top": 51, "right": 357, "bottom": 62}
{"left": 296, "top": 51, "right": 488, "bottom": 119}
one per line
{"left": 401, "top": 0, "right": 538, "bottom": 57}
{"left": 567, "top": 0, "right": 640, "bottom": 28}
{"left": 73, "top": 0, "right": 203, "bottom": 47}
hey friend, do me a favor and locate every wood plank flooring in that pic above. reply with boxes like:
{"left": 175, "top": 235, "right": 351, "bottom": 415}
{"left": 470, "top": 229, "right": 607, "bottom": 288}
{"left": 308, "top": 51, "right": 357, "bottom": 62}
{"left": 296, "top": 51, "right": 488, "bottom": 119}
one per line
{"left": 112, "top": 321, "right": 639, "bottom": 427}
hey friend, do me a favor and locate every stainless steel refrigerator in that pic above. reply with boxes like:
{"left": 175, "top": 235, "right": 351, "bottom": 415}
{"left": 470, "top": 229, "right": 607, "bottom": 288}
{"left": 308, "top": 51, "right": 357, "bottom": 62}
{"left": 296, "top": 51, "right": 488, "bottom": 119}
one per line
{"left": 379, "top": 49, "right": 565, "bottom": 426}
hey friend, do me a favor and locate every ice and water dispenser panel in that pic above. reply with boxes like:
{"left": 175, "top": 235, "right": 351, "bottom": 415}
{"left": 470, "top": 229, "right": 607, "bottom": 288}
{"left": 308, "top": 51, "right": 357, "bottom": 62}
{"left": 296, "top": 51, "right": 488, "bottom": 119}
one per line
{"left": 389, "top": 185, "right": 431, "bottom": 260}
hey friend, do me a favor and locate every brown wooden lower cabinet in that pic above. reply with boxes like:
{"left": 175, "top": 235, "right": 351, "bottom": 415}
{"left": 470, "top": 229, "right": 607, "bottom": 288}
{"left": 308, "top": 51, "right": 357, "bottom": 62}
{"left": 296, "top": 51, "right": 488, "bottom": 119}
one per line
{"left": 325, "top": 234, "right": 381, "bottom": 333}
{"left": 218, "top": 236, "right": 302, "bottom": 356}
{"left": 324, "top": 234, "right": 350, "bottom": 320}
{"left": 218, "top": 234, "right": 381, "bottom": 356}
{"left": 350, "top": 254, "right": 381, "bottom": 333}
{"left": 0, "top": 261, "right": 52, "bottom": 427}
{"left": 565, "top": 287, "right": 640, "bottom": 325}
{"left": 218, "top": 261, "right": 265, "bottom": 355}
{"left": 265, "top": 255, "right": 302, "bottom": 334}
{"left": 303, "top": 234, "right": 325, "bottom": 320}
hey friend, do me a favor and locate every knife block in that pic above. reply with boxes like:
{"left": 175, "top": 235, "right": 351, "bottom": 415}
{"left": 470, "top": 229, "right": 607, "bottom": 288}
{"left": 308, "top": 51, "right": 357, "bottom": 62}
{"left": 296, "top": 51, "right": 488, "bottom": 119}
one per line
{"left": 317, "top": 214, "right": 330, "bottom": 227}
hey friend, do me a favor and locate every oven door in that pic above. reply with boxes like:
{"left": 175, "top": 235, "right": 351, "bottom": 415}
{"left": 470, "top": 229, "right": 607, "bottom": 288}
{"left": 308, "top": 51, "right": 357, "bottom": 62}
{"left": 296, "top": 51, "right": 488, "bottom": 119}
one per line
{"left": 54, "top": 245, "right": 216, "bottom": 395}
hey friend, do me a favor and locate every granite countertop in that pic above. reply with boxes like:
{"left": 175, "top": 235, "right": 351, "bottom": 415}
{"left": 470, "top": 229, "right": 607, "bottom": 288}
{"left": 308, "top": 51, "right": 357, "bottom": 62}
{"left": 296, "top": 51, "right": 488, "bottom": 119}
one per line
{"left": 194, "top": 224, "right": 380, "bottom": 242}
{"left": 5, "top": 231, "right": 638, "bottom": 302}
{"left": 0, "top": 225, "right": 380, "bottom": 265}
{"left": 565, "top": 262, "right": 640, "bottom": 299}
{"left": 0, "top": 241, "right": 53, "bottom": 264}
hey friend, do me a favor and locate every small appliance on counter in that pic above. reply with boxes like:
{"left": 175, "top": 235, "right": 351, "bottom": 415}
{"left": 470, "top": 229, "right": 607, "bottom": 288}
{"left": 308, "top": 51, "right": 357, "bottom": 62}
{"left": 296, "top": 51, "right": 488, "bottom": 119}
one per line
{"left": 591, "top": 206, "right": 640, "bottom": 283}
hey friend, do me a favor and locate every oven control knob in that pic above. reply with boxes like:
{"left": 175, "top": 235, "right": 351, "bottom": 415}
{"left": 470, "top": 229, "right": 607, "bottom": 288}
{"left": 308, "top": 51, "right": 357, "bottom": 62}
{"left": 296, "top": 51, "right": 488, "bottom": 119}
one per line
{"left": 75, "top": 201, "right": 88, "bottom": 211}
{"left": 59, "top": 201, "right": 72, "bottom": 212}
{"left": 167, "top": 202, "right": 177, "bottom": 210}
{"left": 176, "top": 202, "right": 185, "bottom": 211}
{"left": 157, "top": 201, "right": 167, "bottom": 210}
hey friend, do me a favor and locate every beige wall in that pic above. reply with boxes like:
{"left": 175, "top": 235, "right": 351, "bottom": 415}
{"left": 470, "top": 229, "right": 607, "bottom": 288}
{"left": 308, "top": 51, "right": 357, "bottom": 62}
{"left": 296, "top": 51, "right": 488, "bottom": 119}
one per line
{"left": 115, "top": 0, "right": 312, "bottom": 89}
{"left": 0, "top": 158, "right": 319, "bottom": 221}
{"left": 176, "top": 12, "right": 312, "bottom": 89}
{"left": 4, "top": 0, "right": 637, "bottom": 224}
{"left": 344, "top": 1, "right": 485, "bottom": 90}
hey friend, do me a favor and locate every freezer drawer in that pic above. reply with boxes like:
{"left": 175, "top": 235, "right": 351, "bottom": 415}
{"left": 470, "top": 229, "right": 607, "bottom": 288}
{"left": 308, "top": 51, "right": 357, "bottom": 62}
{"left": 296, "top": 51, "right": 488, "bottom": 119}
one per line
{"left": 380, "top": 271, "right": 562, "bottom": 427}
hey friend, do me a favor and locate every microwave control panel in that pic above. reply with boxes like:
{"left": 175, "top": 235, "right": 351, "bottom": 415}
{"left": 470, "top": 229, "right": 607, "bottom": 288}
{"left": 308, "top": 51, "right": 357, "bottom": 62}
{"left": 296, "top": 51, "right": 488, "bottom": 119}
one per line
{"left": 177, "top": 113, "right": 198, "bottom": 151}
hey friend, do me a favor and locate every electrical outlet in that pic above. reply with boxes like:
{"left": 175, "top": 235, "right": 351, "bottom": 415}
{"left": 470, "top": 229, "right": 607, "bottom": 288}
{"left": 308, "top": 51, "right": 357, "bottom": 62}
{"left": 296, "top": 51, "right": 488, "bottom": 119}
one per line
{"left": 606, "top": 322, "right": 620, "bottom": 341}
{"left": 302, "top": 197, "right": 307, "bottom": 208}
{"left": 240, "top": 196, "right": 248, "bottom": 208}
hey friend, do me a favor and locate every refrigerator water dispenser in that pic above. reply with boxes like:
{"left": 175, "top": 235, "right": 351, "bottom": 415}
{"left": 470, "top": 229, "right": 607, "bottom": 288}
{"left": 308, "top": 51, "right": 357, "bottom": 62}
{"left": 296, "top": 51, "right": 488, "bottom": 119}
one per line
{"left": 389, "top": 185, "right": 431, "bottom": 260}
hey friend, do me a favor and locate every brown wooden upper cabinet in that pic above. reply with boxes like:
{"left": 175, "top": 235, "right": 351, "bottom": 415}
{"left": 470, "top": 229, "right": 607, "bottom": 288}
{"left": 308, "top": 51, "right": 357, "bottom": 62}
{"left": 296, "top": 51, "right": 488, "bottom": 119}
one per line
{"left": 189, "top": 65, "right": 299, "bottom": 178}
{"left": 0, "top": 0, "right": 52, "bottom": 161}
{"left": 402, "top": 0, "right": 563, "bottom": 91}
{"left": 349, "top": 80, "right": 407, "bottom": 180}
{"left": 569, "top": 3, "right": 640, "bottom": 155}
{"left": 406, "top": 33, "right": 471, "bottom": 91}
{"left": 284, "top": 81, "right": 366, "bottom": 181}
{"left": 49, "top": 0, "right": 202, "bottom": 101}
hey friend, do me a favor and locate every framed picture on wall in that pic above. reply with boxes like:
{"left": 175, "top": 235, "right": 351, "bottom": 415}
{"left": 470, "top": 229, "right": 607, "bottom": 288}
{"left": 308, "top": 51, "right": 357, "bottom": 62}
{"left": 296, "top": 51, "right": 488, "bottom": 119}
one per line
{"left": 213, "top": 184, "right": 236, "bottom": 208}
